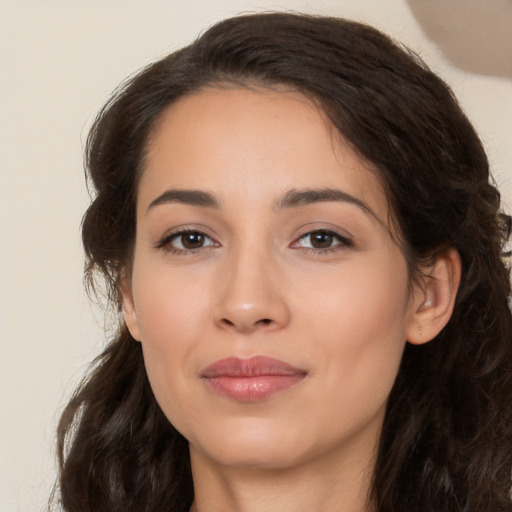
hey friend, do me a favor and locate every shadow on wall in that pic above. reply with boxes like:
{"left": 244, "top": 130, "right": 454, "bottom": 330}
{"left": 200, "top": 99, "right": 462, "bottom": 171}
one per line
{"left": 405, "top": 0, "right": 512, "bottom": 78}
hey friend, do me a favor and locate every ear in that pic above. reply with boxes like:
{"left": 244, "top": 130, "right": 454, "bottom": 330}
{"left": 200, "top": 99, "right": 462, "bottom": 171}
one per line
{"left": 119, "top": 272, "right": 142, "bottom": 342}
{"left": 406, "top": 248, "right": 461, "bottom": 345}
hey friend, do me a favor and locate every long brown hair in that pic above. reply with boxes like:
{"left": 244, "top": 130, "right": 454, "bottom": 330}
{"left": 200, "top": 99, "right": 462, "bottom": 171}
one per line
{"left": 53, "top": 13, "right": 512, "bottom": 512}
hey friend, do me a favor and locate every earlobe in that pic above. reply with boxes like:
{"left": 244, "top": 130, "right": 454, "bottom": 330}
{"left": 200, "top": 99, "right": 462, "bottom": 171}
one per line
{"left": 119, "top": 275, "right": 142, "bottom": 342}
{"left": 406, "top": 248, "right": 461, "bottom": 345}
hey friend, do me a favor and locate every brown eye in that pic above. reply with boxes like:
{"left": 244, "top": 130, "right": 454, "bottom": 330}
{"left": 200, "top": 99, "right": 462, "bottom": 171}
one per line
{"left": 294, "top": 229, "right": 352, "bottom": 252}
{"left": 178, "top": 232, "right": 205, "bottom": 249}
{"left": 164, "top": 230, "right": 216, "bottom": 252}
{"left": 309, "top": 231, "right": 334, "bottom": 249}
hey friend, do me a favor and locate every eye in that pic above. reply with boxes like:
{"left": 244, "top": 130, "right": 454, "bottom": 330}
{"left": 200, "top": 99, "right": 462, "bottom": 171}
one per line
{"left": 293, "top": 229, "right": 352, "bottom": 252}
{"left": 156, "top": 229, "right": 217, "bottom": 253}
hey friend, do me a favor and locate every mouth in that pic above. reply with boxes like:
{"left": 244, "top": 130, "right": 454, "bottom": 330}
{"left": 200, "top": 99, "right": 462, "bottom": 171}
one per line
{"left": 201, "top": 356, "right": 308, "bottom": 402}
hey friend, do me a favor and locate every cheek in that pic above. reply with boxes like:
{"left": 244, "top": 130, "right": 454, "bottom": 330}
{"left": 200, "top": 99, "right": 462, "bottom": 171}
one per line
{"left": 300, "top": 257, "right": 410, "bottom": 405}
{"left": 131, "top": 262, "right": 212, "bottom": 401}
{"left": 133, "top": 259, "right": 211, "bottom": 340}
{"left": 300, "top": 255, "right": 410, "bottom": 341}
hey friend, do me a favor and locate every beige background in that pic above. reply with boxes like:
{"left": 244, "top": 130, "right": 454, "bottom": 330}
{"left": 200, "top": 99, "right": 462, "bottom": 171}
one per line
{"left": 1, "top": 1, "right": 511, "bottom": 511}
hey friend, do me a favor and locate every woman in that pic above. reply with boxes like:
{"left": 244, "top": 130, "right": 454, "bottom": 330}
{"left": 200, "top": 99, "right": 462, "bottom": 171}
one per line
{"left": 53, "top": 12, "right": 512, "bottom": 512}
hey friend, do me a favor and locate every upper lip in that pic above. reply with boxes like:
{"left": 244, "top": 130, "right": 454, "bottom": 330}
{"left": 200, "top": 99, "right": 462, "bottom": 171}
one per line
{"left": 201, "top": 356, "right": 307, "bottom": 378}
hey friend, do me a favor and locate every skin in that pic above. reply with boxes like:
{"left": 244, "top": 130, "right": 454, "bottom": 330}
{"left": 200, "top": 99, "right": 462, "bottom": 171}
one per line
{"left": 122, "top": 87, "right": 460, "bottom": 512}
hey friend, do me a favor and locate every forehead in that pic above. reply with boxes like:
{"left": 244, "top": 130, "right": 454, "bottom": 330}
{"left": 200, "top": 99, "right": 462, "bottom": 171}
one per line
{"left": 139, "top": 87, "right": 389, "bottom": 217}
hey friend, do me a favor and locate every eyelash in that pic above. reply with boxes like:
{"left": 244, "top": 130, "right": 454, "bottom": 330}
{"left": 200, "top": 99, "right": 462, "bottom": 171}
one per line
{"left": 292, "top": 229, "right": 353, "bottom": 254}
{"left": 155, "top": 228, "right": 217, "bottom": 255}
{"left": 155, "top": 228, "right": 353, "bottom": 256}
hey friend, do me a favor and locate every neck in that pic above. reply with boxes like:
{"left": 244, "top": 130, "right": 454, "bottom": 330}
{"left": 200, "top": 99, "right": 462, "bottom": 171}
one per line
{"left": 189, "top": 439, "right": 377, "bottom": 512}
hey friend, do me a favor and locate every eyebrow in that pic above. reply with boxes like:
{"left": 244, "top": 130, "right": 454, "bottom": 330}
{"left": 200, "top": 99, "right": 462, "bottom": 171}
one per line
{"left": 146, "top": 186, "right": 379, "bottom": 221}
{"left": 274, "top": 187, "right": 378, "bottom": 219}
{"left": 147, "top": 189, "right": 220, "bottom": 212}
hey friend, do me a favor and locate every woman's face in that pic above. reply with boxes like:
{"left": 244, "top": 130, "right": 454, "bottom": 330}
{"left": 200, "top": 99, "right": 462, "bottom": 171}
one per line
{"left": 122, "top": 87, "right": 424, "bottom": 472}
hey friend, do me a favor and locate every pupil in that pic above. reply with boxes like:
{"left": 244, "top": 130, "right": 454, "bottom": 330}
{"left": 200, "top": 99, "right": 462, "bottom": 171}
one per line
{"left": 311, "top": 232, "right": 333, "bottom": 248}
{"left": 182, "top": 232, "right": 204, "bottom": 249}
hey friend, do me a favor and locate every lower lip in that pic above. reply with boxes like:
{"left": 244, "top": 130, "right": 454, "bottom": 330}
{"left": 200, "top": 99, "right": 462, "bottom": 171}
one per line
{"left": 204, "top": 375, "right": 305, "bottom": 402}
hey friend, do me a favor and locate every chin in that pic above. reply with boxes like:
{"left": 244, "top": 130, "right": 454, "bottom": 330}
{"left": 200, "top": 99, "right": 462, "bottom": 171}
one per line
{"left": 188, "top": 416, "right": 309, "bottom": 470}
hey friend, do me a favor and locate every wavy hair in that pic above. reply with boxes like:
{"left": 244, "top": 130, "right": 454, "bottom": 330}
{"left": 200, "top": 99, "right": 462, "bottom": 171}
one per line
{"left": 52, "top": 12, "right": 512, "bottom": 512}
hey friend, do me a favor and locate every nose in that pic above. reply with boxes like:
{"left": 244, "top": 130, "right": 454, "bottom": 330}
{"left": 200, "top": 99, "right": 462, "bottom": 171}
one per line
{"left": 213, "top": 246, "right": 291, "bottom": 334}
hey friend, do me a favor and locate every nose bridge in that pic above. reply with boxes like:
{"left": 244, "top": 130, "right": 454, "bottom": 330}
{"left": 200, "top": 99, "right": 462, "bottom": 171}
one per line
{"left": 214, "top": 237, "right": 290, "bottom": 332}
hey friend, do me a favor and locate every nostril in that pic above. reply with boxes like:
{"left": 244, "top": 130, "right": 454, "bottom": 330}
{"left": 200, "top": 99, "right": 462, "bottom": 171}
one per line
{"left": 221, "top": 317, "right": 273, "bottom": 328}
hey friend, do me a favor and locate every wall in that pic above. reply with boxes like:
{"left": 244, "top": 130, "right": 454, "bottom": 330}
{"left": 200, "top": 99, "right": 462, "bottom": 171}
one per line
{"left": 1, "top": 1, "right": 510, "bottom": 510}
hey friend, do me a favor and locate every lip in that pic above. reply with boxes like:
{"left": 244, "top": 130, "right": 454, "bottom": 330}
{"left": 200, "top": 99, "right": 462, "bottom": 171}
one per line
{"left": 201, "top": 356, "right": 308, "bottom": 402}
